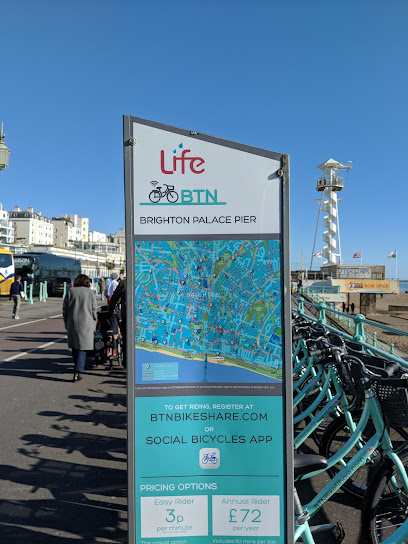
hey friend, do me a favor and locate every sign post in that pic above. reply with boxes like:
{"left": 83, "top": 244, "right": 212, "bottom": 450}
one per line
{"left": 124, "top": 116, "right": 293, "bottom": 544}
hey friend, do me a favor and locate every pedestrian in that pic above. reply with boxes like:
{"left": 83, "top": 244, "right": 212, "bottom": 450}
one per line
{"left": 351, "top": 302, "right": 355, "bottom": 314}
{"left": 342, "top": 302, "right": 346, "bottom": 312}
{"left": 99, "top": 276, "right": 106, "bottom": 300}
{"left": 63, "top": 274, "right": 97, "bottom": 382}
{"left": 106, "top": 272, "right": 119, "bottom": 302}
{"left": 346, "top": 305, "right": 350, "bottom": 313}
{"left": 109, "top": 275, "right": 127, "bottom": 368}
{"left": 297, "top": 279, "right": 303, "bottom": 292}
{"left": 9, "top": 275, "right": 24, "bottom": 319}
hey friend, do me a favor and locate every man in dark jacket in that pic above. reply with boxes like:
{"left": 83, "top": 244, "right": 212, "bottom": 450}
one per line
{"left": 109, "top": 277, "right": 127, "bottom": 368}
{"left": 9, "top": 275, "right": 24, "bottom": 319}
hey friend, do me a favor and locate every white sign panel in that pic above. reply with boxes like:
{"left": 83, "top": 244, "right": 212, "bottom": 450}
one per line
{"left": 132, "top": 122, "right": 281, "bottom": 236}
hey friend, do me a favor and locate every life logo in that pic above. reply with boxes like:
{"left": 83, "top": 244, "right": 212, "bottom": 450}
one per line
{"left": 141, "top": 143, "right": 226, "bottom": 206}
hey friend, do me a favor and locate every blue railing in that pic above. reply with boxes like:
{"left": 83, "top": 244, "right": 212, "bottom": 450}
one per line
{"left": 293, "top": 296, "right": 408, "bottom": 366}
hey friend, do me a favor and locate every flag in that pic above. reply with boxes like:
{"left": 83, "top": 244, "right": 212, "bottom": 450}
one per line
{"left": 353, "top": 252, "right": 361, "bottom": 258}
{"left": 314, "top": 252, "right": 322, "bottom": 257}
{"left": 388, "top": 250, "right": 397, "bottom": 258}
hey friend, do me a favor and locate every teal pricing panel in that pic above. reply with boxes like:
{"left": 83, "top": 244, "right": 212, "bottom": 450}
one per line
{"left": 135, "top": 395, "right": 285, "bottom": 544}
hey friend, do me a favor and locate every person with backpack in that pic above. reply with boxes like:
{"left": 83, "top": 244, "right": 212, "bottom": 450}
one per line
{"left": 9, "top": 275, "right": 24, "bottom": 319}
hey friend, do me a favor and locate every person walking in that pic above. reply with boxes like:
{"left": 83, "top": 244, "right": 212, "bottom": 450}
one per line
{"left": 9, "top": 275, "right": 24, "bottom": 319}
{"left": 63, "top": 274, "right": 97, "bottom": 382}
{"left": 98, "top": 276, "right": 106, "bottom": 300}
{"left": 106, "top": 272, "right": 119, "bottom": 302}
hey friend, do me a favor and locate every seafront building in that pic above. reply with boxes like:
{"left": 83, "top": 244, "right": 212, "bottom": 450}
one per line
{"left": 0, "top": 203, "right": 14, "bottom": 244}
{"left": 51, "top": 216, "right": 81, "bottom": 247}
{"left": 0, "top": 204, "right": 125, "bottom": 278}
{"left": 9, "top": 206, "right": 54, "bottom": 246}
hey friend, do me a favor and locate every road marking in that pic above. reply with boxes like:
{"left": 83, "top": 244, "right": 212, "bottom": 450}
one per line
{"left": 1, "top": 337, "right": 66, "bottom": 364}
{"left": 0, "top": 314, "right": 63, "bottom": 331}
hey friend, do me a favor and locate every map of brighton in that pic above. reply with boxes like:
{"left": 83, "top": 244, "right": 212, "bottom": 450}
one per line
{"left": 134, "top": 239, "right": 283, "bottom": 382}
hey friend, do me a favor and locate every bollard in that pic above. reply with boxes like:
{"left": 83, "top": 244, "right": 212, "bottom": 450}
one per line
{"left": 23, "top": 280, "right": 27, "bottom": 299}
{"left": 39, "top": 283, "right": 43, "bottom": 302}
{"left": 372, "top": 331, "right": 377, "bottom": 348}
{"left": 28, "top": 283, "right": 33, "bottom": 304}
{"left": 44, "top": 281, "right": 48, "bottom": 301}
{"left": 353, "top": 314, "right": 366, "bottom": 344}
{"left": 317, "top": 301, "right": 327, "bottom": 325}
{"left": 63, "top": 282, "right": 67, "bottom": 298}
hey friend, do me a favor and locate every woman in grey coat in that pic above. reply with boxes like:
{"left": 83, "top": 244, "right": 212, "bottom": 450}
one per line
{"left": 63, "top": 274, "right": 97, "bottom": 382}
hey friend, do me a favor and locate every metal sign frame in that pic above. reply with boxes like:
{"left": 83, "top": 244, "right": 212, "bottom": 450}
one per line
{"left": 123, "top": 115, "right": 293, "bottom": 544}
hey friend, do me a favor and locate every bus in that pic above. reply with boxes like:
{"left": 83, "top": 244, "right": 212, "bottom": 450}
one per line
{"left": 14, "top": 253, "right": 81, "bottom": 295}
{"left": 0, "top": 248, "right": 14, "bottom": 296}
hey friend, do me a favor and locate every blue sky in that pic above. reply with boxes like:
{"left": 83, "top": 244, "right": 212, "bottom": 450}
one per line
{"left": 1, "top": 1, "right": 407, "bottom": 279}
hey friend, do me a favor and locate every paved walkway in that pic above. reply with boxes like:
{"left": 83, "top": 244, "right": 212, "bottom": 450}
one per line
{"left": 0, "top": 298, "right": 127, "bottom": 543}
{"left": 366, "top": 312, "right": 408, "bottom": 327}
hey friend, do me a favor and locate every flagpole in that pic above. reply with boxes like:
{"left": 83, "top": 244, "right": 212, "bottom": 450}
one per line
{"left": 360, "top": 252, "right": 362, "bottom": 266}
{"left": 396, "top": 252, "right": 398, "bottom": 280}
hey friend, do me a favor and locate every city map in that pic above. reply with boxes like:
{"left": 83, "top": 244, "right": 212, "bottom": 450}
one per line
{"left": 134, "top": 239, "right": 283, "bottom": 382}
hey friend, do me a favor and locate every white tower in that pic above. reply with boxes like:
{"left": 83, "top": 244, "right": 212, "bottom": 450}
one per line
{"left": 310, "top": 158, "right": 351, "bottom": 270}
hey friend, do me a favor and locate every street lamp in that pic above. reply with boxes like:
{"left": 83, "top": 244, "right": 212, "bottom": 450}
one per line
{"left": 0, "top": 123, "right": 10, "bottom": 172}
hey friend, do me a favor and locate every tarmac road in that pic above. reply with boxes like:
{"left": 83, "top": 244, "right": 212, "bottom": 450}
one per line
{"left": 0, "top": 296, "right": 127, "bottom": 543}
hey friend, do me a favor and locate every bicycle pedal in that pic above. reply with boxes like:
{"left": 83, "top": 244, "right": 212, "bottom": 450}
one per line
{"left": 309, "top": 522, "right": 345, "bottom": 542}
{"left": 332, "top": 522, "right": 345, "bottom": 543}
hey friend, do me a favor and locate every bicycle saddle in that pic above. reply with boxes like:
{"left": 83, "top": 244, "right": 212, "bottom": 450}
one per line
{"left": 294, "top": 454, "right": 328, "bottom": 480}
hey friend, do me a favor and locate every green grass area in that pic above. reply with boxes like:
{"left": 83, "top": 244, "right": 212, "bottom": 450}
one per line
{"left": 214, "top": 251, "right": 232, "bottom": 276}
{"left": 275, "top": 327, "right": 282, "bottom": 336}
{"left": 245, "top": 299, "right": 267, "bottom": 322}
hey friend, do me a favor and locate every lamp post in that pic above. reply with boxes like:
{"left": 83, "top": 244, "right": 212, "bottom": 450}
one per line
{"left": 0, "top": 123, "right": 11, "bottom": 172}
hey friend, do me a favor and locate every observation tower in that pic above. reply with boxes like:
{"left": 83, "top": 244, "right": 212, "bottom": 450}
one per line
{"left": 310, "top": 158, "right": 351, "bottom": 270}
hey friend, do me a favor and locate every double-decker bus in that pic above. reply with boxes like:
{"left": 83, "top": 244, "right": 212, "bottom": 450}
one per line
{"left": 14, "top": 253, "right": 81, "bottom": 295}
{"left": 0, "top": 248, "right": 14, "bottom": 295}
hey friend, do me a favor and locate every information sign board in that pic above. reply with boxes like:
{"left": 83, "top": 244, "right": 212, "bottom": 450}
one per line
{"left": 123, "top": 116, "right": 293, "bottom": 544}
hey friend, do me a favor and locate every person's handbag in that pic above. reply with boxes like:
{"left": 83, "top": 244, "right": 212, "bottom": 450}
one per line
{"left": 20, "top": 291, "right": 26, "bottom": 300}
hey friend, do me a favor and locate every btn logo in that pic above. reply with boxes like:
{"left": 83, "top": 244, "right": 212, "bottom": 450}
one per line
{"left": 145, "top": 181, "right": 225, "bottom": 206}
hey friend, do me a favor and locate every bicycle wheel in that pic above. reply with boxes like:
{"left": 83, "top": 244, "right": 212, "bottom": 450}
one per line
{"left": 319, "top": 412, "right": 408, "bottom": 498}
{"left": 149, "top": 190, "right": 161, "bottom": 203}
{"left": 362, "top": 450, "right": 408, "bottom": 543}
{"left": 166, "top": 191, "right": 178, "bottom": 203}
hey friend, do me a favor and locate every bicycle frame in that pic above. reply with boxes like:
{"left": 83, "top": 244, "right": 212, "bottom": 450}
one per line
{"left": 301, "top": 390, "right": 408, "bottom": 519}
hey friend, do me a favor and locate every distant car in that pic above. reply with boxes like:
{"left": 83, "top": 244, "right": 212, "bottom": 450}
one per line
{"left": 49, "top": 276, "right": 76, "bottom": 296}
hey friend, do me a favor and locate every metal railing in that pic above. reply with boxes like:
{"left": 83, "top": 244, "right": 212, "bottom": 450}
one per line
{"left": 293, "top": 295, "right": 408, "bottom": 366}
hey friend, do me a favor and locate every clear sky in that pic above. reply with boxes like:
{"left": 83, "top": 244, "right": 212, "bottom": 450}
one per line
{"left": 1, "top": 1, "right": 407, "bottom": 278}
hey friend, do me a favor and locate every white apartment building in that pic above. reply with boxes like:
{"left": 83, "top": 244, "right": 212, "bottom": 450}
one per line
{"left": 111, "top": 228, "right": 125, "bottom": 252}
{"left": 89, "top": 230, "right": 107, "bottom": 243}
{"left": 0, "top": 203, "right": 14, "bottom": 244}
{"left": 52, "top": 216, "right": 81, "bottom": 247}
{"left": 70, "top": 214, "right": 89, "bottom": 242}
{"left": 9, "top": 207, "right": 54, "bottom": 245}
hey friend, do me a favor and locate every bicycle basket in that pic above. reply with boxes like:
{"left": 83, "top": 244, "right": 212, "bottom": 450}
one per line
{"left": 374, "top": 379, "right": 408, "bottom": 428}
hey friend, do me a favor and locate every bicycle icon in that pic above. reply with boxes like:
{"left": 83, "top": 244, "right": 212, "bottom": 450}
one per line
{"left": 201, "top": 452, "right": 218, "bottom": 464}
{"left": 149, "top": 182, "right": 179, "bottom": 203}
